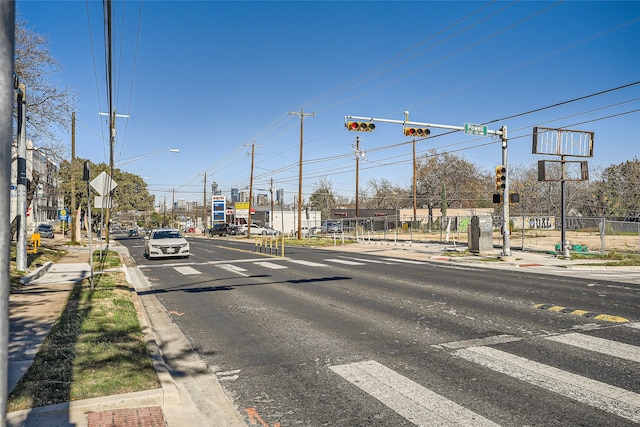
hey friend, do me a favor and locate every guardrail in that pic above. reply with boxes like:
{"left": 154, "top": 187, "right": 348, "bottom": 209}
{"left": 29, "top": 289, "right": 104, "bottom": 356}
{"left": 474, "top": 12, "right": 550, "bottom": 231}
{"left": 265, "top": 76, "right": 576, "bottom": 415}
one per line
{"left": 255, "top": 235, "right": 285, "bottom": 257}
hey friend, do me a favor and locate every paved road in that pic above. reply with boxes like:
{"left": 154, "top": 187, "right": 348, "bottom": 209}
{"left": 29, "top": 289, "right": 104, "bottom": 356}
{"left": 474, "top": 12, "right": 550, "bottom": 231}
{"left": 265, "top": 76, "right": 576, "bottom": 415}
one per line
{"left": 119, "top": 235, "right": 640, "bottom": 426}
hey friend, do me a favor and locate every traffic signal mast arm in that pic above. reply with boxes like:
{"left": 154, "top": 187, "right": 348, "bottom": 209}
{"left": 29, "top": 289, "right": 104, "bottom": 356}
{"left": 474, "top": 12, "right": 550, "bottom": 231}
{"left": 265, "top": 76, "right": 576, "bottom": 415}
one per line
{"left": 344, "top": 115, "right": 505, "bottom": 137}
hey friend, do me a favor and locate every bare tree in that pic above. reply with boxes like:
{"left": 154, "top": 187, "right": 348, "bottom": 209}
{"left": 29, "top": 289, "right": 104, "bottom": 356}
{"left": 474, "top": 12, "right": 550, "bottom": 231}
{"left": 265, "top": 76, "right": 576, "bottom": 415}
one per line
{"left": 14, "top": 14, "right": 77, "bottom": 155}
{"left": 363, "top": 178, "right": 408, "bottom": 209}
{"left": 308, "top": 176, "right": 337, "bottom": 220}
{"left": 11, "top": 16, "right": 77, "bottom": 239}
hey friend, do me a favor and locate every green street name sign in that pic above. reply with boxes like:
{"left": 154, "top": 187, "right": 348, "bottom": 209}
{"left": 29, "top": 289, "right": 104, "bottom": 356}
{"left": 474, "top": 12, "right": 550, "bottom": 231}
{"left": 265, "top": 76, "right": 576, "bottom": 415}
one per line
{"left": 464, "top": 123, "right": 488, "bottom": 136}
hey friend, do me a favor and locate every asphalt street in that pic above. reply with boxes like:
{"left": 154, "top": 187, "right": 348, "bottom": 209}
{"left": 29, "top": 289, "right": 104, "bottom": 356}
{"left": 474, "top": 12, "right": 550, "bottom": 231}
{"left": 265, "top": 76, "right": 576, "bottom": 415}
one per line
{"left": 118, "top": 235, "right": 640, "bottom": 426}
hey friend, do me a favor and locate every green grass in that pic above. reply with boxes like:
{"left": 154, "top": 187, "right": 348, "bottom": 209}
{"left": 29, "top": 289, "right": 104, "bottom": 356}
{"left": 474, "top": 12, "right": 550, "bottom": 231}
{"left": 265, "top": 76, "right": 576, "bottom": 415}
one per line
{"left": 8, "top": 256, "right": 159, "bottom": 412}
{"left": 570, "top": 251, "right": 640, "bottom": 266}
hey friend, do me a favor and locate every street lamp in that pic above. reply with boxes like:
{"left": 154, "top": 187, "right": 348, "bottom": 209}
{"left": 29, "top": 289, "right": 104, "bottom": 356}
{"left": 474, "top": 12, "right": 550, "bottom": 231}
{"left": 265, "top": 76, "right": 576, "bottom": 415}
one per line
{"left": 117, "top": 148, "right": 179, "bottom": 167}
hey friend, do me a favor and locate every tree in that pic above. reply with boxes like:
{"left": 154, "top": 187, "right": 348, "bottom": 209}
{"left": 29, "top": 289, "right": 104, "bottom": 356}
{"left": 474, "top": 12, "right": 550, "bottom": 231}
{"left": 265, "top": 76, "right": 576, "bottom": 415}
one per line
{"left": 362, "top": 178, "right": 408, "bottom": 209}
{"left": 10, "top": 16, "right": 78, "bottom": 239}
{"left": 14, "top": 15, "right": 77, "bottom": 149}
{"left": 586, "top": 157, "right": 640, "bottom": 218}
{"left": 57, "top": 159, "right": 155, "bottom": 228}
{"left": 308, "top": 177, "right": 337, "bottom": 220}
{"left": 415, "top": 150, "right": 490, "bottom": 221}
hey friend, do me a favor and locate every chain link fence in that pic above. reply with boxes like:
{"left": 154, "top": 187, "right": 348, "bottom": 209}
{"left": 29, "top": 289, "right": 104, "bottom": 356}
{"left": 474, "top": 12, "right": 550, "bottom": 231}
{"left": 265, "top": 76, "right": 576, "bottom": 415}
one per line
{"left": 326, "top": 215, "right": 640, "bottom": 254}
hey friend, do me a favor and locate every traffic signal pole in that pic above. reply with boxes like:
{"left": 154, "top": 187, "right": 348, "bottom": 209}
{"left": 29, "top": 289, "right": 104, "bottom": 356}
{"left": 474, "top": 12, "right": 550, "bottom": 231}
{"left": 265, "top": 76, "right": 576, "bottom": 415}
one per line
{"left": 500, "top": 126, "right": 511, "bottom": 257}
{"left": 345, "top": 115, "right": 511, "bottom": 257}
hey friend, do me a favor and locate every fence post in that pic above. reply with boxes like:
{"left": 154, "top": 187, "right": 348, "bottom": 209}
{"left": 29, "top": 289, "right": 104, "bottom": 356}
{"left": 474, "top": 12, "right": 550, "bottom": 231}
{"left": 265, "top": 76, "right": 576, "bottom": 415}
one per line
{"left": 599, "top": 218, "right": 605, "bottom": 255}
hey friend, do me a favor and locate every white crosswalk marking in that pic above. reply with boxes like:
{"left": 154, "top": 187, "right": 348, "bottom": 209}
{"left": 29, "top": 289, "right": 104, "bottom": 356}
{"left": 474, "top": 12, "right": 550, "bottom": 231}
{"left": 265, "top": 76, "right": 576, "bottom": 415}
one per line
{"left": 254, "top": 261, "right": 288, "bottom": 270}
{"left": 173, "top": 266, "right": 201, "bottom": 275}
{"left": 288, "top": 259, "right": 328, "bottom": 267}
{"left": 381, "top": 257, "right": 424, "bottom": 264}
{"left": 546, "top": 332, "right": 640, "bottom": 363}
{"left": 338, "top": 256, "right": 393, "bottom": 264}
{"left": 324, "top": 258, "right": 366, "bottom": 266}
{"left": 454, "top": 346, "right": 640, "bottom": 423}
{"left": 330, "top": 360, "right": 499, "bottom": 426}
{"left": 217, "top": 263, "right": 249, "bottom": 277}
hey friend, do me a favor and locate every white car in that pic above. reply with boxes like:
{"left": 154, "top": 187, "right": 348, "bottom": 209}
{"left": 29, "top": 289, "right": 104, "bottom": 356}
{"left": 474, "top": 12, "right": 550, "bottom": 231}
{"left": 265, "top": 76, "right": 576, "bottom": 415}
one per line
{"left": 240, "top": 223, "right": 272, "bottom": 235}
{"left": 144, "top": 228, "right": 190, "bottom": 259}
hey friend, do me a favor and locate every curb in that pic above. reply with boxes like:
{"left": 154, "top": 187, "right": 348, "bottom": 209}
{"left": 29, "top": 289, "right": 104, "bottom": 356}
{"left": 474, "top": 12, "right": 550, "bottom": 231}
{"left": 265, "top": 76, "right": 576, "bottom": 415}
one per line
{"left": 19, "top": 261, "right": 54, "bottom": 285}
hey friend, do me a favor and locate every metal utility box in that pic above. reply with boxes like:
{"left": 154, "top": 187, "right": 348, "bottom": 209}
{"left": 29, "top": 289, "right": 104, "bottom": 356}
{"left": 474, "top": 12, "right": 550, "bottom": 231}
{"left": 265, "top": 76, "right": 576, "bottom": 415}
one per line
{"left": 468, "top": 216, "right": 493, "bottom": 254}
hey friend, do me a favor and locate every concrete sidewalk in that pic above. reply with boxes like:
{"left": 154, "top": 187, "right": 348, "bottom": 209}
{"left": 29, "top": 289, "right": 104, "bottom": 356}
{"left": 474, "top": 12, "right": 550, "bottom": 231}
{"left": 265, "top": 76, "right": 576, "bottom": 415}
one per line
{"left": 7, "top": 239, "right": 247, "bottom": 427}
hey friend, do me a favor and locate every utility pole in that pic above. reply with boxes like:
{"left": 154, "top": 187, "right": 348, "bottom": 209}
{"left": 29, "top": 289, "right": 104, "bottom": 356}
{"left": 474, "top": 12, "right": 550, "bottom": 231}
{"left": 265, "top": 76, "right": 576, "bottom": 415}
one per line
{"left": 15, "top": 82, "right": 27, "bottom": 271}
{"left": 289, "top": 109, "right": 316, "bottom": 239}
{"left": 270, "top": 178, "right": 275, "bottom": 229}
{"left": 1, "top": 3, "right": 15, "bottom": 422}
{"left": 202, "top": 172, "right": 207, "bottom": 231}
{"left": 70, "top": 112, "right": 77, "bottom": 243}
{"left": 247, "top": 143, "right": 255, "bottom": 237}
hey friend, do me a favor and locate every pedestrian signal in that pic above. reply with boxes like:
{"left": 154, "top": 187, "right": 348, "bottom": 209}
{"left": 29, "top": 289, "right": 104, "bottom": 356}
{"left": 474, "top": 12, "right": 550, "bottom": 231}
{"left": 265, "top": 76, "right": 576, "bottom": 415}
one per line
{"left": 346, "top": 121, "right": 375, "bottom": 132}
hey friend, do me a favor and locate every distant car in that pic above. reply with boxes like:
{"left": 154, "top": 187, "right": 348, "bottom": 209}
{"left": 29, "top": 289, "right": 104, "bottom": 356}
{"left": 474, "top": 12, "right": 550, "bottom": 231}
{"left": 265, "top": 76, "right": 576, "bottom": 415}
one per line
{"left": 36, "top": 223, "right": 54, "bottom": 238}
{"left": 144, "top": 228, "right": 190, "bottom": 259}
{"left": 323, "top": 221, "right": 343, "bottom": 233}
{"left": 227, "top": 224, "right": 242, "bottom": 235}
{"left": 291, "top": 227, "right": 315, "bottom": 238}
{"left": 240, "top": 223, "right": 270, "bottom": 235}
{"left": 262, "top": 227, "right": 281, "bottom": 236}
{"left": 128, "top": 229, "right": 139, "bottom": 238}
{"left": 209, "top": 223, "right": 230, "bottom": 237}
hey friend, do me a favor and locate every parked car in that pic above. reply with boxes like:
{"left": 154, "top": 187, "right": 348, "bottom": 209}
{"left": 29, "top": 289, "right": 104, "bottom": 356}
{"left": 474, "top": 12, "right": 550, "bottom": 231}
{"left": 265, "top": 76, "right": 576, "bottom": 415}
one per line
{"left": 240, "top": 223, "right": 270, "bottom": 235}
{"left": 227, "top": 224, "right": 242, "bottom": 235}
{"left": 36, "top": 223, "right": 54, "bottom": 238}
{"left": 144, "top": 228, "right": 190, "bottom": 259}
{"left": 323, "top": 221, "right": 343, "bottom": 233}
{"left": 291, "top": 227, "right": 316, "bottom": 238}
{"left": 262, "top": 226, "right": 281, "bottom": 236}
{"left": 209, "top": 223, "right": 230, "bottom": 237}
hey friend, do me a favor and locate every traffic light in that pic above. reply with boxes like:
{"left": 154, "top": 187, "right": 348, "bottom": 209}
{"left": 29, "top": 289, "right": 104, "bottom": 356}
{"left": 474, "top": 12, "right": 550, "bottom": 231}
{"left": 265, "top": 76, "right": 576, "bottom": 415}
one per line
{"left": 403, "top": 127, "right": 430, "bottom": 137}
{"left": 495, "top": 165, "right": 506, "bottom": 191}
{"left": 346, "top": 121, "right": 375, "bottom": 132}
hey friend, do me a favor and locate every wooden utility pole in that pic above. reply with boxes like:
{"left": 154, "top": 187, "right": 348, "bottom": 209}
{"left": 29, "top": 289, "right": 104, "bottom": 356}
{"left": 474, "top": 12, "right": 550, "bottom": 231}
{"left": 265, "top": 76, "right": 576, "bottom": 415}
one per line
{"left": 203, "top": 172, "right": 207, "bottom": 230}
{"left": 247, "top": 143, "right": 255, "bottom": 237}
{"left": 288, "top": 109, "right": 316, "bottom": 239}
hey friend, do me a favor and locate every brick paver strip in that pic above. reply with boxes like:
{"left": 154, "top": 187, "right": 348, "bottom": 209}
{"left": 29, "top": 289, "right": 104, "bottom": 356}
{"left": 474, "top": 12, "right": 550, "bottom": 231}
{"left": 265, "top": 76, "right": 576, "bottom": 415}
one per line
{"left": 87, "top": 406, "right": 165, "bottom": 427}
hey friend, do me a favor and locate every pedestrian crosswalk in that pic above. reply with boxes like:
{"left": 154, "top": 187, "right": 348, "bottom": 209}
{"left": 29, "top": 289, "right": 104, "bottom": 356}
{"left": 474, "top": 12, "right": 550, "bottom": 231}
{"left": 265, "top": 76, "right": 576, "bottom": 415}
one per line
{"left": 332, "top": 330, "right": 640, "bottom": 426}
{"left": 166, "top": 255, "right": 427, "bottom": 276}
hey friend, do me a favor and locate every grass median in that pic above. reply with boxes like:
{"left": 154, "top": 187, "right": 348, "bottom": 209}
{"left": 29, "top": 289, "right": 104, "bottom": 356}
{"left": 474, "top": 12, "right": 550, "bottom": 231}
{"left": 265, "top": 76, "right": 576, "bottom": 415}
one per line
{"left": 8, "top": 249, "right": 159, "bottom": 412}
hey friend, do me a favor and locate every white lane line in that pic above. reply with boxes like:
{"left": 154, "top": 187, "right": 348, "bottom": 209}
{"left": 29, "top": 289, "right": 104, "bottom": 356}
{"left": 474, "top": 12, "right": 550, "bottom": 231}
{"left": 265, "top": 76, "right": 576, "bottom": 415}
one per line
{"left": 254, "top": 261, "right": 288, "bottom": 270}
{"left": 627, "top": 323, "right": 640, "bottom": 330}
{"left": 288, "top": 259, "right": 329, "bottom": 267}
{"left": 325, "top": 258, "right": 366, "bottom": 266}
{"left": 217, "top": 264, "right": 249, "bottom": 277}
{"left": 454, "top": 346, "right": 640, "bottom": 423}
{"left": 330, "top": 360, "right": 499, "bottom": 427}
{"left": 381, "top": 258, "right": 424, "bottom": 264}
{"left": 173, "top": 266, "right": 201, "bottom": 275}
{"left": 546, "top": 332, "right": 640, "bottom": 363}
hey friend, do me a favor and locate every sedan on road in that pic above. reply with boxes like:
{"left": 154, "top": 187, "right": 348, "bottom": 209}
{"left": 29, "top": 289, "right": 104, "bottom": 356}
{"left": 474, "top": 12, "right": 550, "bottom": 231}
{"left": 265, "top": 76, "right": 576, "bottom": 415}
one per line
{"left": 144, "top": 228, "right": 190, "bottom": 259}
{"left": 36, "top": 223, "right": 55, "bottom": 238}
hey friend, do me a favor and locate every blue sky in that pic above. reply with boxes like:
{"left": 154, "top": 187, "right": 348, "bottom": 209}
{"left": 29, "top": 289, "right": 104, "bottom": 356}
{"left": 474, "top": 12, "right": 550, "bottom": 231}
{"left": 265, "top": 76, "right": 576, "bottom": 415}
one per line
{"left": 16, "top": 1, "right": 640, "bottom": 206}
